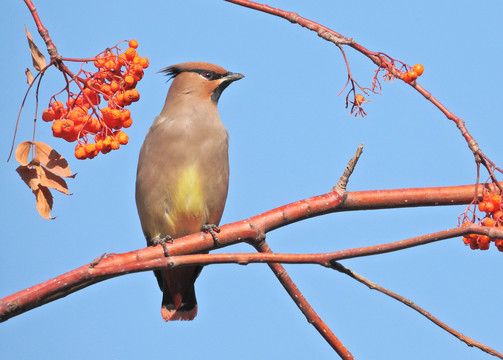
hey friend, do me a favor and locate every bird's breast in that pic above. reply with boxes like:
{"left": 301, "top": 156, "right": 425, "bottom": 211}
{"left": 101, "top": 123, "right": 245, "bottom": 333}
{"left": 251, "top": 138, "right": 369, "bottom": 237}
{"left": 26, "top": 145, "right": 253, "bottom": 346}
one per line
{"left": 166, "top": 163, "right": 208, "bottom": 233}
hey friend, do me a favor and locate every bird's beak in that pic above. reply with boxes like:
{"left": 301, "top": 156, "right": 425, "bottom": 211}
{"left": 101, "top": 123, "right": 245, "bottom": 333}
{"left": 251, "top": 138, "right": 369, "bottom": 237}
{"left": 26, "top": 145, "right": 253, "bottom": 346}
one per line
{"left": 225, "top": 72, "right": 245, "bottom": 82}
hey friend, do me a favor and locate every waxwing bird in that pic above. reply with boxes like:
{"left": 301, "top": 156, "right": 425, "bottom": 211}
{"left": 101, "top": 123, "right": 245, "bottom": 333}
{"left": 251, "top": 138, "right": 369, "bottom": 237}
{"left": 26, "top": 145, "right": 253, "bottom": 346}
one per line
{"left": 135, "top": 62, "right": 244, "bottom": 321}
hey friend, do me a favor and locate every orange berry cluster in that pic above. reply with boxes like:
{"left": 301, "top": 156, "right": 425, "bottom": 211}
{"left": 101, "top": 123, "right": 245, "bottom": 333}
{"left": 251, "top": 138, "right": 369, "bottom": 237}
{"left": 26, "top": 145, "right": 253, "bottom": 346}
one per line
{"left": 401, "top": 64, "right": 424, "bottom": 83}
{"left": 41, "top": 39, "right": 149, "bottom": 160}
{"left": 461, "top": 192, "right": 503, "bottom": 251}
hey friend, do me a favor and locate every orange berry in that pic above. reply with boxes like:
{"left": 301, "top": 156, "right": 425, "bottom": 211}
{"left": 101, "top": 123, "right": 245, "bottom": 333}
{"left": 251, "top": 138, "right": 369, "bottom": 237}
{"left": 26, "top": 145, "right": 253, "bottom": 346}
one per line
{"left": 85, "top": 142, "right": 96, "bottom": 154}
{"left": 110, "top": 139, "right": 121, "bottom": 150}
{"left": 104, "top": 60, "right": 116, "bottom": 71}
{"left": 485, "top": 201, "right": 496, "bottom": 213}
{"left": 101, "top": 107, "right": 112, "bottom": 119}
{"left": 132, "top": 71, "right": 143, "bottom": 82}
{"left": 96, "top": 71, "right": 108, "bottom": 80}
{"left": 462, "top": 236, "right": 471, "bottom": 245}
{"left": 51, "top": 100, "right": 64, "bottom": 112}
{"left": 95, "top": 139, "right": 104, "bottom": 152}
{"left": 66, "top": 98, "right": 76, "bottom": 108}
{"left": 103, "top": 109, "right": 121, "bottom": 129}
{"left": 122, "top": 117, "right": 133, "bottom": 128}
{"left": 478, "top": 202, "right": 487, "bottom": 212}
{"left": 483, "top": 218, "right": 495, "bottom": 227}
{"left": 401, "top": 70, "right": 418, "bottom": 83}
{"left": 129, "top": 39, "right": 139, "bottom": 49}
{"left": 101, "top": 83, "right": 112, "bottom": 96}
{"left": 478, "top": 235, "right": 490, "bottom": 250}
{"left": 69, "top": 108, "right": 87, "bottom": 123}
{"left": 491, "top": 194, "right": 502, "bottom": 206}
{"left": 75, "top": 96, "right": 91, "bottom": 110}
{"left": 408, "top": 70, "right": 418, "bottom": 81}
{"left": 121, "top": 91, "right": 133, "bottom": 106}
{"left": 124, "top": 75, "right": 135, "bottom": 88}
{"left": 42, "top": 109, "right": 56, "bottom": 122}
{"left": 495, "top": 239, "right": 503, "bottom": 251}
{"left": 114, "top": 93, "right": 126, "bottom": 106}
{"left": 52, "top": 120, "right": 63, "bottom": 137}
{"left": 139, "top": 57, "right": 150, "bottom": 69}
{"left": 493, "top": 210, "right": 503, "bottom": 221}
{"left": 75, "top": 144, "right": 87, "bottom": 160}
{"left": 401, "top": 72, "right": 411, "bottom": 83}
{"left": 129, "top": 89, "right": 140, "bottom": 102}
{"left": 117, "top": 53, "right": 127, "bottom": 66}
{"left": 125, "top": 47, "right": 137, "bottom": 61}
{"left": 132, "top": 64, "right": 144, "bottom": 74}
{"left": 461, "top": 221, "right": 473, "bottom": 227}
{"left": 83, "top": 88, "right": 100, "bottom": 106}
{"left": 120, "top": 109, "right": 131, "bottom": 121}
{"left": 73, "top": 124, "right": 84, "bottom": 138}
{"left": 51, "top": 101, "right": 66, "bottom": 119}
{"left": 111, "top": 109, "right": 121, "bottom": 121}
{"left": 355, "top": 94, "right": 365, "bottom": 105}
{"left": 61, "top": 119, "right": 74, "bottom": 134}
{"left": 84, "top": 117, "right": 102, "bottom": 134}
{"left": 469, "top": 238, "right": 479, "bottom": 250}
{"left": 412, "top": 64, "right": 424, "bottom": 76}
{"left": 110, "top": 80, "right": 120, "bottom": 93}
{"left": 103, "top": 135, "right": 112, "bottom": 146}
{"left": 115, "top": 131, "right": 129, "bottom": 145}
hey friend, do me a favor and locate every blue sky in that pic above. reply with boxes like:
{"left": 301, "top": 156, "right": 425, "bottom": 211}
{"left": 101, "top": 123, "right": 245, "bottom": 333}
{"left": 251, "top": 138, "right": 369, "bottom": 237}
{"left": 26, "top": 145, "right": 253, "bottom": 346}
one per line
{"left": 1, "top": 1, "right": 503, "bottom": 359}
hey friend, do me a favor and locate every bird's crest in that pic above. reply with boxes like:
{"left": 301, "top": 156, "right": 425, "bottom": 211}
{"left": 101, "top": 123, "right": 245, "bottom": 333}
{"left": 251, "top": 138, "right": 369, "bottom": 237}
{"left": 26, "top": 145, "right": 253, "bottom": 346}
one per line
{"left": 160, "top": 62, "right": 228, "bottom": 81}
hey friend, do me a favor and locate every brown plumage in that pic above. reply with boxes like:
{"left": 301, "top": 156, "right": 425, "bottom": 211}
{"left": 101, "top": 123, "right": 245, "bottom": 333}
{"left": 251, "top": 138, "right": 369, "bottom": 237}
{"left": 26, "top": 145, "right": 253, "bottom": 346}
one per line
{"left": 135, "top": 62, "right": 243, "bottom": 321}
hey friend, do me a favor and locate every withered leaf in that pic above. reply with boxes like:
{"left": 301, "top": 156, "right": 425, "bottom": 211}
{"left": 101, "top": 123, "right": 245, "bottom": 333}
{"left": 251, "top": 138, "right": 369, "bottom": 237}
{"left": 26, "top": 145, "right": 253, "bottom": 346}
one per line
{"left": 34, "top": 141, "right": 74, "bottom": 178}
{"left": 25, "top": 68, "right": 34, "bottom": 85}
{"left": 25, "top": 26, "right": 47, "bottom": 71}
{"left": 34, "top": 185, "right": 55, "bottom": 219}
{"left": 15, "top": 141, "right": 32, "bottom": 166}
{"left": 37, "top": 165, "right": 70, "bottom": 195}
{"left": 16, "top": 165, "right": 40, "bottom": 190}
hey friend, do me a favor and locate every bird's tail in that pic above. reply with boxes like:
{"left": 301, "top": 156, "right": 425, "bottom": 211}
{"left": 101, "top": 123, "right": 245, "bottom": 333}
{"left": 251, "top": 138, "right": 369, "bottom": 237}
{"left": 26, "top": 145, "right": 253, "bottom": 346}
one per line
{"left": 155, "top": 266, "right": 201, "bottom": 321}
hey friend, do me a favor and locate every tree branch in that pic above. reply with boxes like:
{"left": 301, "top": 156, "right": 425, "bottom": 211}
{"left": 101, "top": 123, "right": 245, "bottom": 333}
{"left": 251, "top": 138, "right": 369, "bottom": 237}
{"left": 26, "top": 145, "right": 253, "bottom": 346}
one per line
{"left": 252, "top": 240, "right": 354, "bottom": 360}
{"left": 331, "top": 262, "right": 503, "bottom": 359}
{"left": 0, "top": 181, "right": 500, "bottom": 321}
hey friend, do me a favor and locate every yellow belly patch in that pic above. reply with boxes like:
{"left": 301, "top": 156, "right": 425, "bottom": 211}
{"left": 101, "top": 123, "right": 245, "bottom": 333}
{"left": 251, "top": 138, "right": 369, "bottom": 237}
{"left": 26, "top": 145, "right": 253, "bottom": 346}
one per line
{"left": 166, "top": 163, "right": 207, "bottom": 233}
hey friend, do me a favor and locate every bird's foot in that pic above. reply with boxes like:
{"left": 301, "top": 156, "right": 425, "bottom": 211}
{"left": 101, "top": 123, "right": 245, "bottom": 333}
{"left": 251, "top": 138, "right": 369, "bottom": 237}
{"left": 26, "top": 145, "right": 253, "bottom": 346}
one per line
{"left": 202, "top": 224, "right": 221, "bottom": 247}
{"left": 151, "top": 235, "right": 173, "bottom": 257}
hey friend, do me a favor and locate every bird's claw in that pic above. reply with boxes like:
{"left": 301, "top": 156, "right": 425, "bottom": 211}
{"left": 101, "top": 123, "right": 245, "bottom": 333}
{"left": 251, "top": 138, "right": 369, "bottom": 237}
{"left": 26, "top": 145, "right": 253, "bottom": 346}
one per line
{"left": 202, "top": 224, "right": 221, "bottom": 247}
{"left": 151, "top": 235, "right": 173, "bottom": 257}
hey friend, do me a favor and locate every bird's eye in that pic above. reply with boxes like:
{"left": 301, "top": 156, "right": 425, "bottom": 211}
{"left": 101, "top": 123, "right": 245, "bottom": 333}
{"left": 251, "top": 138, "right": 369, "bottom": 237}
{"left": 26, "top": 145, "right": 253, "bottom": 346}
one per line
{"left": 201, "top": 71, "right": 213, "bottom": 80}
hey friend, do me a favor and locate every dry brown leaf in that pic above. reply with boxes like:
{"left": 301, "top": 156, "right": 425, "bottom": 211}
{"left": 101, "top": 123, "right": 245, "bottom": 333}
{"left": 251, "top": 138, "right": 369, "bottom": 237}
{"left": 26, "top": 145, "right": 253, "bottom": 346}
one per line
{"left": 34, "top": 185, "right": 55, "bottom": 219}
{"left": 25, "top": 68, "right": 34, "bottom": 85}
{"left": 34, "top": 141, "right": 74, "bottom": 178}
{"left": 16, "top": 165, "right": 40, "bottom": 190}
{"left": 37, "top": 165, "right": 70, "bottom": 195}
{"left": 15, "top": 141, "right": 32, "bottom": 166}
{"left": 25, "top": 26, "right": 47, "bottom": 71}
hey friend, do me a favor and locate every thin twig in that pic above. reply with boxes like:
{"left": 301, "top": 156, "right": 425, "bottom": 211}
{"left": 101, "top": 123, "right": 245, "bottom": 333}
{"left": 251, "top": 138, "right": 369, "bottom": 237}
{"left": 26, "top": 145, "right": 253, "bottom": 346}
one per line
{"left": 332, "top": 143, "right": 363, "bottom": 194}
{"left": 331, "top": 262, "right": 503, "bottom": 359}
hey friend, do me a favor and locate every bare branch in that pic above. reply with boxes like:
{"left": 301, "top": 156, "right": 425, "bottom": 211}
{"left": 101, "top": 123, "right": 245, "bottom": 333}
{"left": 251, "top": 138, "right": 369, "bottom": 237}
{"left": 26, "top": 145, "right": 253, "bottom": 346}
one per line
{"left": 331, "top": 262, "right": 503, "bottom": 359}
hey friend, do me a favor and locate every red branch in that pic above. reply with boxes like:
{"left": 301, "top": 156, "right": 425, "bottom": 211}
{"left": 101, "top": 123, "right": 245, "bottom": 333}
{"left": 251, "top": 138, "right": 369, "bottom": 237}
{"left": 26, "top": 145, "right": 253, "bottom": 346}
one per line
{"left": 1, "top": 223, "right": 501, "bottom": 356}
{"left": 1, "top": 182, "right": 500, "bottom": 322}
{"left": 24, "top": 0, "right": 58, "bottom": 60}
{"left": 253, "top": 240, "right": 354, "bottom": 359}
